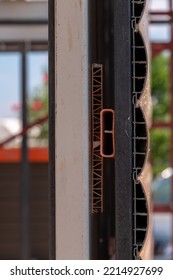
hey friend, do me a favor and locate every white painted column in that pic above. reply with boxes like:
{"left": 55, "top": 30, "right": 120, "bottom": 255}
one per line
{"left": 54, "top": 0, "right": 89, "bottom": 259}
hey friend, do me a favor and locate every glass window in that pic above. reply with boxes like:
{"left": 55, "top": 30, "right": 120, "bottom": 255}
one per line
{"left": 0, "top": 52, "right": 21, "bottom": 147}
{"left": 0, "top": 53, "right": 21, "bottom": 118}
{"left": 27, "top": 51, "right": 48, "bottom": 147}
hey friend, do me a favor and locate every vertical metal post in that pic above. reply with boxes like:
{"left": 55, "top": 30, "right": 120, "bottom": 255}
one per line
{"left": 48, "top": 0, "right": 55, "bottom": 260}
{"left": 114, "top": 0, "right": 133, "bottom": 259}
{"left": 89, "top": 0, "right": 116, "bottom": 260}
{"left": 54, "top": 0, "right": 89, "bottom": 259}
{"left": 21, "top": 43, "right": 30, "bottom": 260}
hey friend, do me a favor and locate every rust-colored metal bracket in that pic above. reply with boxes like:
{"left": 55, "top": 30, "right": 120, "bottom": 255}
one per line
{"left": 91, "top": 64, "right": 103, "bottom": 213}
{"left": 100, "top": 109, "right": 115, "bottom": 158}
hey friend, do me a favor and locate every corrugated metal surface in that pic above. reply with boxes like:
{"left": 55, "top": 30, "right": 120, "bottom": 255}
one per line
{"left": 131, "top": 0, "right": 152, "bottom": 259}
{"left": 0, "top": 163, "right": 49, "bottom": 259}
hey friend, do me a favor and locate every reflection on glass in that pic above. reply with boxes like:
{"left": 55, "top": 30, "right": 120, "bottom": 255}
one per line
{"left": 0, "top": 53, "right": 21, "bottom": 148}
{"left": 149, "top": 24, "right": 171, "bottom": 42}
{"left": 27, "top": 52, "right": 48, "bottom": 147}
{"left": 153, "top": 214, "right": 172, "bottom": 259}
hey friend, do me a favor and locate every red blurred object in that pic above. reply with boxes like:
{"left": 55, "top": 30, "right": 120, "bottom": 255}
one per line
{"left": 0, "top": 147, "right": 48, "bottom": 162}
{"left": 43, "top": 72, "right": 48, "bottom": 84}
{"left": 32, "top": 100, "right": 42, "bottom": 111}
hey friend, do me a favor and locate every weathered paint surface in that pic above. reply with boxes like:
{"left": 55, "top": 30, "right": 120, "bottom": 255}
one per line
{"left": 55, "top": 0, "right": 89, "bottom": 259}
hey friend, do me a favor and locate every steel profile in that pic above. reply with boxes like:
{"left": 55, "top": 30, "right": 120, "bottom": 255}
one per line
{"left": 138, "top": 163, "right": 152, "bottom": 260}
{"left": 132, "top": 0, "right": 147, "bottom": 26}
{"left": 100, "top": 109, "right": 115, "bottom": 158}
{"left": 133, "top": 106, "right": 149, "bottom": 177}
{"left": 54, "top": 0, "right": 90, "bottom": 259}
{"left": 91, "top": 64, "right": 103, "bottom": 214}
{"left": 133, "top": 180, "right": 149, "bottom": 259}
{"left": 131, "top": 0, "right": 152, "bottom": 259}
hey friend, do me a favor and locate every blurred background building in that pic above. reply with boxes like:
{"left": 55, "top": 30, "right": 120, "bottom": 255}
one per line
{"left": 0, "top": 0, "right": 172, "bottom": 260}
{"left": 0, "top": 0, "right": 48, "bottom": 259}
{"left": 150, "top": 0, "right": 173, "bottom": 260}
